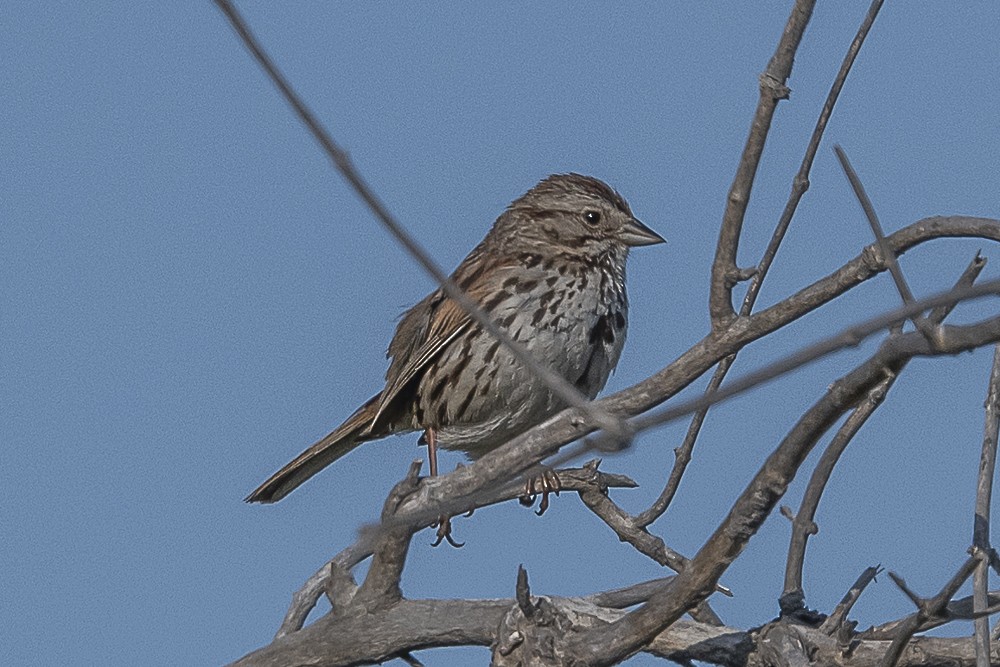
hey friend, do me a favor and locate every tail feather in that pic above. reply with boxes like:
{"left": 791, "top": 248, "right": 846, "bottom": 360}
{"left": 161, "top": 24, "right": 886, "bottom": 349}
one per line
{"left": 245, "top": 394, "right": 382, "bottom": 503}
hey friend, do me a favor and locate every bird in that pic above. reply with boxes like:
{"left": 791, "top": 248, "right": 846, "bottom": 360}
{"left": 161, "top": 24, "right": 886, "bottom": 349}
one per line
{"left": 246, "top": 173, "right": 664, "bottom": 529}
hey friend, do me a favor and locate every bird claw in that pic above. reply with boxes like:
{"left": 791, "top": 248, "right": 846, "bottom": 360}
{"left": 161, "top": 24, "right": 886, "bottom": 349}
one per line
{"left": 518, "top": 469, "right": 562, "bottom": 516}
{"left": 431, "top": 515, "right": 464, "bottom": 548}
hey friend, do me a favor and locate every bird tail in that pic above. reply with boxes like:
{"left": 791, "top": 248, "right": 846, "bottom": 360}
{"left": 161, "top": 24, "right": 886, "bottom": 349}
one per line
{"left": 245, "top": 393, "right": 382, "bottom": 503}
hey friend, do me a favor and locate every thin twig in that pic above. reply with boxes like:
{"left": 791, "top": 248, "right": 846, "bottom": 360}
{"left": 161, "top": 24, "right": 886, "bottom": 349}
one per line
{"left": 834, "top": 146, "right": 915, "bottom": 306}
{"left": 819, "top": 566, "right": 883, "bottom": 636}
{"left": 212, "top": 0, "right": 629, "bottom": 447}
{"left": 744, "top": 0, "right": 884, "bottom": 315}
{"left": 781, "top": 378, "right": 892, "bottom": 614}
{"left": 634, "top": 0, "right": 886, "bottom": 530}
{"left": 577, "top": 482, "right": 733, "bottom": 600}
{"left": 887, "top": 572, "right": 924, "bottom": 609}
{"left": 974, "top": 343, "right": 1000, "bottom": 666}
{"left": 834, "top": 145, "right": 936, "bottom": 345}
{"left": 930, "top": 251, "right": 986, "bottom": 323}
{"left": 708, "top": 0, "right": 816, "bottom": 327}
{"left": 398, "top": 652, "right": 426, "bottom": 667}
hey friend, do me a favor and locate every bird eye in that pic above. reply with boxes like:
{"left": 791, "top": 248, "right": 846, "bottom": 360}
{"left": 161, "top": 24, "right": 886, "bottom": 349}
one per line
{"left": 583, "top": 210, "right": 601, "bottom": 225}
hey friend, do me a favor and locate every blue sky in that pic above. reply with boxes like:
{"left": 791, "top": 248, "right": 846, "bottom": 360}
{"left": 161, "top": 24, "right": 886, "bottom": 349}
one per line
{"left": 3, "top": 3, "right": 1000, "bottom": 665}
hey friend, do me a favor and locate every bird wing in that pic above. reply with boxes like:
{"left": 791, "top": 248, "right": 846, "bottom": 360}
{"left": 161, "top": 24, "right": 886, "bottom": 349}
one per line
{"left": 371, "top": 295, "right": 471, "bottom": 429}
{"left": 371, "top": 243, "right": 516, "bottom": 431}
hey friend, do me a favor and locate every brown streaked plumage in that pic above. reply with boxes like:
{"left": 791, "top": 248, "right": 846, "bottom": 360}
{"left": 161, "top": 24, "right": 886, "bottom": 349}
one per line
{"left": 247, "top": 173, "right": 664, "bottom": 504}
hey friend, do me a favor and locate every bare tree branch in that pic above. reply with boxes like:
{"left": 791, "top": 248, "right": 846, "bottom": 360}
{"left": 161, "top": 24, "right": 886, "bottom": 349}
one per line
{"left": 710, "top": 0, "right": 816, "bottom": 327}
{"left": 863, "top": 589, "right": 1000, "bottom": 640}
{"left": 275, "top": 463, "right": 637, "bottom": 634}
{"left": 781, "top": 378, "right": 892, "bottom": 617}
{"left": 232, "top": 598, "right": 508, "bottom": 667}
{"left": 624, "top": 273, "right": 1000, "bottom": 449}
{"left": 736, "top": 218, "right": 1000, "bottom": 346}
{"left": 243, "top": 576, "right": 749, "bottom": 667}
{"left": 352, "top": 461, "right": 423, "bottom": 611}
{"left": 238, "top": 585, "right": 1000, "bottom": 667}
{"left": 758, "top": 621, "right": 1000, "bottom": 667}
{"left": 276, "top": 563, "right": 330, "bottom": 640}
{"left": 743, "top": 0, "right": 884, "bottom": 314}
{"left": 576, "top": 478, "right": 732, "bottom": 604}
{"left": 974, "top": 343, "right": 1000, "bottom": 666}
{"left": 584, "top": 577, "right": 676, "bottom": 609}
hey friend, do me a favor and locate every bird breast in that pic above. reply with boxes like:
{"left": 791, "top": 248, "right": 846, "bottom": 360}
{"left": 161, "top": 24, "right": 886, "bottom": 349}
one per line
{"left": 418, "top": 259, "right": 629, "bottom": 457}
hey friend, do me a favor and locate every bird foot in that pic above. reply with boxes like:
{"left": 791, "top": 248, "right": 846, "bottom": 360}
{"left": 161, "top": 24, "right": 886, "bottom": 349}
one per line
{"left": 431, "top": 515, "right": 465, "bottom": 548}
{"left": 518, "top": 469, "right": 562, "bottom": 516}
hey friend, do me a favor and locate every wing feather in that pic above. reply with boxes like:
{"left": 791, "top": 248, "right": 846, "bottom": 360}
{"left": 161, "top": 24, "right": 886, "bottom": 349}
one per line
{"left": 370, "top": 245, "right": 513, "bottom": 431}
{"left": 372, "top": 297, "right": 470, "bottom": 427}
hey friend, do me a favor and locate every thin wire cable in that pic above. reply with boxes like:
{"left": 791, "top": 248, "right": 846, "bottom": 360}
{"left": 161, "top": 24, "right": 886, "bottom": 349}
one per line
{"left": 213, "top": 0, "right": 628, "bottom": 442}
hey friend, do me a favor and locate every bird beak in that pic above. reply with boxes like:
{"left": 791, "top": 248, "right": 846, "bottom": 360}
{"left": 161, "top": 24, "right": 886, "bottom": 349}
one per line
{"left": 621, "top": 218, "right": 666, "bottom": 247}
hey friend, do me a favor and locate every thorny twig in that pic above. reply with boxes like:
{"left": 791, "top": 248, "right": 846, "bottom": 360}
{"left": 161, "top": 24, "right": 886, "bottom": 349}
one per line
{"left": 880, "top": 556, "right": 980, "bottom": 667}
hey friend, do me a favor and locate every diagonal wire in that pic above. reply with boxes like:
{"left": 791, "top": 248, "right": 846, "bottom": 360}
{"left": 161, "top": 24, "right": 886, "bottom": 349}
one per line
{"left": 212, "top": 0, "right": 628, "bottom": 442}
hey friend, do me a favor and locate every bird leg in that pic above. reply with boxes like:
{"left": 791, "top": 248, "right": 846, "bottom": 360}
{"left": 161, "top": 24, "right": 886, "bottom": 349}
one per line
{"left": 422, "top": 428, "right": 464, "bottom": 548}
{"left": 518, "top": 468, "right": 562, "bottom": 516}
{"left": 425, "top": 426, "right": 439, "bottom": 477}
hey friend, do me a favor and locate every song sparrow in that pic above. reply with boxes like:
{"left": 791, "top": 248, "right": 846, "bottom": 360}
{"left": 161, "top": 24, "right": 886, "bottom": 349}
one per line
{"left": 246, "top": 173, "right": 664, "bottom": 509}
